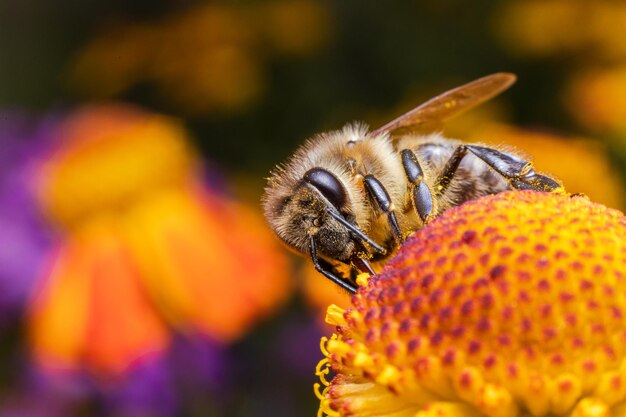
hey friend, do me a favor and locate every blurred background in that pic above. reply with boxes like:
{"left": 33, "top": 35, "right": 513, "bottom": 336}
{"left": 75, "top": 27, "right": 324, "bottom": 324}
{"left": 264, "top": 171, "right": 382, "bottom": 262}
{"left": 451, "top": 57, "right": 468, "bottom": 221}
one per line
{"left": 1, "top": 1, "right": 626, "bottom": 416}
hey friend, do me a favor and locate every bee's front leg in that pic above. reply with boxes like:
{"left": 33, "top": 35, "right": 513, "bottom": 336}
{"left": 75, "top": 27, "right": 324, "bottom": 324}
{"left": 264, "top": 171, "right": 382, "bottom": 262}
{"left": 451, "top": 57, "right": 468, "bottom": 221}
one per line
{"left": 309, "top": 236, "right": 358, "bottom": 294}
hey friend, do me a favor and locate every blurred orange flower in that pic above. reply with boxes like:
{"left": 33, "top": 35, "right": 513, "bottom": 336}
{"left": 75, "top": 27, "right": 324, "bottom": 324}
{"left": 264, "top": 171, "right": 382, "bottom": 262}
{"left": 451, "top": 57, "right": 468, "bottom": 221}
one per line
{"left": 493, "top": 0, "right": 626, "bottom": 154}
{"left": 125, "top": 188, "right": 290, "bottom": 342}
{"left": 68, "top": 0, "right": 331, "bottom": 115}
{"left": 29, "top": 104, "right": 290, "bottom": 376}
{"left": 565, "top": 67, "right": 626, "bottom": 135}
{"left": 261, "top": 0, "right": 332, "bottom": 56}
{"left": 318, "top": 191, "right": 626, "bottom": 416}
{"left": 30, "top": 217, "right": 169, "bottom": 376}
{"left": 493, "top": 1, "right": 626, "bottom": 62}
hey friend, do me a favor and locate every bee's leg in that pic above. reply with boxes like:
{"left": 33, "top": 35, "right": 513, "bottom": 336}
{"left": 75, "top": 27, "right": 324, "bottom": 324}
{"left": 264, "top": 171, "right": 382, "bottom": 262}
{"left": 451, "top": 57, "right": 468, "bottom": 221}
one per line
{"left": 464, "top": 145, "right": 562, "bottom": 192}
{"left": 401, "top": 149, "right": 434, "bottom": 223}
{"left": 435, "top": 144, "right": 562, "bottom": 194}
{"left": 510, "top": 173, "right": 563, "bottom": 192}
{"left": 309, "top": 236, "right": 357, "bottom": 294}
{"left": 363, "top": 175, "right": 403, "bottom": 246}
{"left": 434, "top": 145, "right": 470, "bottom": 194}
{"left": 436, "top": 144, "right": 531, "bottom": 192}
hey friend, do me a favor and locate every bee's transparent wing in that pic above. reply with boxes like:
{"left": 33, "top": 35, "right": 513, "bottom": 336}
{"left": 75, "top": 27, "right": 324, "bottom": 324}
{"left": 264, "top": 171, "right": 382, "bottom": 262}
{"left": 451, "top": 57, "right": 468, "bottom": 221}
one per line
{"left": 371, "top": 73, "right": 517, "bottom": 137}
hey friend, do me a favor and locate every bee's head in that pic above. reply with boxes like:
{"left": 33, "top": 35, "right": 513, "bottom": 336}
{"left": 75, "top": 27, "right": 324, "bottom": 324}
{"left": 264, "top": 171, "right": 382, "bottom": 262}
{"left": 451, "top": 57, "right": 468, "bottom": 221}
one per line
{"left": 263, "top": 167, "right": 357, "bottom": 261}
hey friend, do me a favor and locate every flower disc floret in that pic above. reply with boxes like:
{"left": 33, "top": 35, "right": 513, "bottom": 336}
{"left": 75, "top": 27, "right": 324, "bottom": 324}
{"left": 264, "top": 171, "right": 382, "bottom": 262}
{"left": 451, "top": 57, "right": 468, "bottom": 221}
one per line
{"left": 318, "top": 191, "right": 626, "bottom": 417}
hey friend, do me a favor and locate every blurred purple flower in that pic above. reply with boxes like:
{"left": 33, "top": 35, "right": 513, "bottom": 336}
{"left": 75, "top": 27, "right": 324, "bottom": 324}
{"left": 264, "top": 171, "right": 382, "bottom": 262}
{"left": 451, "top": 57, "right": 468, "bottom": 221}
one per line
{"left": 103, "top": 334, "right": 231, "bottom": 416}
{"left": 0, "top": 334, "right": 231, "bottom": 417}
{"left": 274, "top": 317, "right": 325, "bottom": 377}
{"left": 0, "top": 358, "right": 93, "bottom": 417}
{"left": 0, "top": 111, "right": 54, "bottom": 322}
{"left": 104, "top": 353, "right": 178, "bottom": 417}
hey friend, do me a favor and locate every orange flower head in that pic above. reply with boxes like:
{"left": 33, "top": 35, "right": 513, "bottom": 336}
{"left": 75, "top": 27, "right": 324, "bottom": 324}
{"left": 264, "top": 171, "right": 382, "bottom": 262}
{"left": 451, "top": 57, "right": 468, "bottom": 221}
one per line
{"left": 29, "top": 104, "right": 291, "bottom": 376}
{"left": 493, "top": 1, "right": 626, "bottom": 61}
{"left": 35, "top": 104, "right": 196, "bottom": 228}
{"left": 317, "top": 191, "right": 626, "bottom": 417}
{"left": 565, "top": 67, "right": 626, "bottom": 135}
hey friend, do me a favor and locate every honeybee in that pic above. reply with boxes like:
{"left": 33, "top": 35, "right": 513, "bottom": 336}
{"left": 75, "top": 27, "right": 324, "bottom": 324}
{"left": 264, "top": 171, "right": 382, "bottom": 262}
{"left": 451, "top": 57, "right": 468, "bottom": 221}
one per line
{"left": 263, "top": 73, "right": 563, "bottom": 293}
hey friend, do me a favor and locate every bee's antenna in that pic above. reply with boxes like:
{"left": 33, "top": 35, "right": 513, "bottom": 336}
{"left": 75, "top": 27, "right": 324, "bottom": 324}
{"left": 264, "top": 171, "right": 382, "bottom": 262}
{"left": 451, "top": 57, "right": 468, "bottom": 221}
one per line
{"left": 324, "top": 208, "right": 386, "bottom": 255}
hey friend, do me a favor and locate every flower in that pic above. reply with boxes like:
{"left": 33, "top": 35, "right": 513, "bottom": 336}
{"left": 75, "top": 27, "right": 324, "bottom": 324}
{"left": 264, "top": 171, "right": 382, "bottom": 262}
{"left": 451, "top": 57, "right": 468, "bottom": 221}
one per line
{"left": 29, "top": 218, "right": 171, "bottom": 375}
{"left": 28, "top": 104, "right": 290, "bottom": 375}
{"left": 67, "top": 0, "right": 331, "bottom": 115}
{"left": 317, "top": 191, "right": 626, "bottom": 416}
{"left": 564, "top": 67, "right": 626, "bottom": 135}
{"left": 260, "top": 0, "right": 332, "bottom": 56}
{"left": 104, "top": 334, "right": 231, "bottom": 416}
{"left": 0, "top": 113, "right": 54, "bottom": 322}
{"left": 0, "top": 334, "right": 230, "bottom": 417}
{"left": 493, "top": 1, "right": 626, "bottom": 62}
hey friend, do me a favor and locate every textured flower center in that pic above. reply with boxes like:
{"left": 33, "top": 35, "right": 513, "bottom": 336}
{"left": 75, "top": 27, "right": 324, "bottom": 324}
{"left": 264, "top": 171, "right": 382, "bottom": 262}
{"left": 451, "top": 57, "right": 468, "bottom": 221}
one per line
{"left": 317, "top": 191, "right": 626, "bottom": 417}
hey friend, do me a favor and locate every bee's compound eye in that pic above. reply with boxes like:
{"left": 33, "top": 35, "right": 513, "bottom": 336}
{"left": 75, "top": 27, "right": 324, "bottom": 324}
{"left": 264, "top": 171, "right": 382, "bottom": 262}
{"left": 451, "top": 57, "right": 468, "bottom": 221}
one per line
{"left": 303, "top": 168, "right": 347, "bottom": 209}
